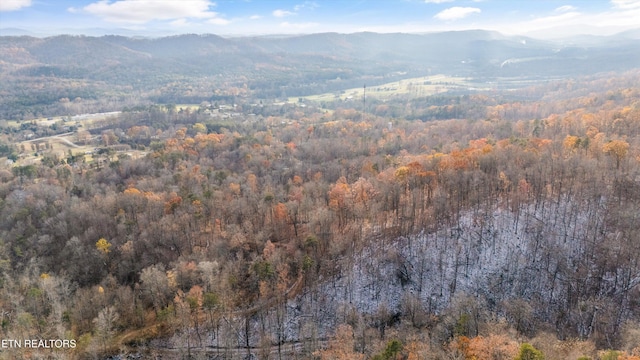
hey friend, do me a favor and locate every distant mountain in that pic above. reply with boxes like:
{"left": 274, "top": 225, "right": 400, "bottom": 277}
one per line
{"left": 0, "top": 28, "right": 36, "bottom": 36}
{"left": 102, "top": 34, "right": 235, "bottom": 58}
{"left": 1, "top": 30, "right": 639, "bottom": 119}
{"left": 3, "top": 30, "right": 638, "bottom": 79}
{"left": 0, "top": 27, "right": 178, "bottom": 38}
{"left": 616, "top": 28, "right": 640, "bottom": 39}
{"left": 237, "top": 31, "right": 549, "bottom": 66}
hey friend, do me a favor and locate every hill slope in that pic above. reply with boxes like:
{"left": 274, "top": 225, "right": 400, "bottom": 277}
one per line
{"left": 1, "top": 30, "right": 640, "bottom": 119}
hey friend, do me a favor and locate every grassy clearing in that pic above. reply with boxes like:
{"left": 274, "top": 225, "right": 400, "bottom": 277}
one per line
{"left": 17, "top": 135, "right": 90, "bottom": 162}
{"left": 175, "top": 104, "right": 201, "bottom": 112}
{"left": 290, "top": 74, "right": 472, "bottom": 104}
{"left": 2, "top": 112, "right": 121, "bottom": 132}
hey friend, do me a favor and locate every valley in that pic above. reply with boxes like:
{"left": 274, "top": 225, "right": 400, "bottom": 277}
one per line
{"left": 0, "top": 28, "right": 639, "bottom": 360}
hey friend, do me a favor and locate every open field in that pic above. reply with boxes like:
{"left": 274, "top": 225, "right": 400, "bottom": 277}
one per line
{"left": 15, "top": 133, "right": 94, "bottom": 165}
{"left": 2, "top": 111, "right": 121, "bottom": 128}
{"left": 290, "top": 74, "right": 473, "bottom": 103}
{"left": 288, "top": 74, "right": 571, "bottom": 106}
{"left": 175, "top": 104, "right": 201, "bottom": 112}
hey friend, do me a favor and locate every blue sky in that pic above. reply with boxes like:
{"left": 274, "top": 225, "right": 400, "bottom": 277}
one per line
{"left": 1, "top": 0, "right": 639, "bottom": 37}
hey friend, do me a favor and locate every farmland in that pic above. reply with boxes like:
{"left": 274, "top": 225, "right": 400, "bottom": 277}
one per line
{"left": 291, "top": 74, "right": 471, "bottom": 103}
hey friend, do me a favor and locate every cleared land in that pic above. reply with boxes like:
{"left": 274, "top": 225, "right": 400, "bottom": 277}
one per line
{"left": 7, "top": 111, "right": 146, "bottom": 166}
{"left": 289, "top": 75, "right": 473, "bottom": 103}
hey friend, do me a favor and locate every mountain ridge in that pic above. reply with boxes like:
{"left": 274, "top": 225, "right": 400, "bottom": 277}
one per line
{"left": 1, "top": 29, "right": 639, "bottom": 119}
{"left": 2, "top": 30, "right": 638, "bottom": 74}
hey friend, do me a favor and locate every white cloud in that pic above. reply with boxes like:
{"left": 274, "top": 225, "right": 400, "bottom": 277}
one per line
{"left": 77, "top": 0, "right": 225, "bottom": 24}
{"left": 208, "top": 17, "right": 230, "bottom": 25}
{"left": 424, "top": 0, "right": 454, "bottom": 3}
{"left": 0, "top": 0, "right": 31, "bottom": 12}
{"left": 273, "top": 9, "right": 295, "bottom": 17}
{"left": 434, "top": 6, "right": 481, "bottom": 20}
{"left": 280, "top": 21, "right": 318, "bottom": 30}
{"left": 249, "top": 15, "right": 262, "bottom": 20}
{"left": 555, "top": 5, "right": 577, "bottom": 13}
{"left": 499, "top": 0, "right": 640, "bottom": 38}
{"left": 594, "top": 7, "right": 640, "bottom": 27}
{"left": 170, "top": 18, "right": 189, "bottom": 27}
{"left": 611, "top": 0, "right": 640, "bottom": 9}
{"left": 294, "top": 1, "right": 319, "bottom": 11}
{"left": 526, "top": 11, "right": 581, "bottom": 26}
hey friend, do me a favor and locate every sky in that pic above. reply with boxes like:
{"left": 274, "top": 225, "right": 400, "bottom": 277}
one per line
{"left": 1, "top": 0, "right": 639, "bottom": 38}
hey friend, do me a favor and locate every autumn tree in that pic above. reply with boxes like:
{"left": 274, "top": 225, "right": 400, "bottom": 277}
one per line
{"left": 602, "top": 139, "right": 629, "bottom": 169}
{"left": 314, "top": 324, "right": 364, "bottom": 360}
{"left": 139, "top": 264, "right": 172, "bottom": 315}
{"left": 93, "top": 305, "right": 119, "bottom": 353}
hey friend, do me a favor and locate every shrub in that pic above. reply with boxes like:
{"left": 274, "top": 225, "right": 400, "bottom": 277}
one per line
{"left": 372, "top": 339, "right": 403, "bottom": 360}
{"left": 515, "top": 343, "right": 545, "bottom": 360}
{"left": 599, "top": 350, "right": 620, "bottom": 360}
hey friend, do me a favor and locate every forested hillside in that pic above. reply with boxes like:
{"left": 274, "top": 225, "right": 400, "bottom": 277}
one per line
{"left": 2, "top": 31, "right": 640, "bottom": 119}
{"left": 0, "top": 63, "right": 639, "bottom": 359}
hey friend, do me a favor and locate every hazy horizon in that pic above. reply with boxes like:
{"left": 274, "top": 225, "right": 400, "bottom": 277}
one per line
{"left": 1, "top": 0, "right": 640, "bottom": 39}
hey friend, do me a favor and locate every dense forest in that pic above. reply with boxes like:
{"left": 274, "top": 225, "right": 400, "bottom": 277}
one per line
{"left": 1, "top": 62, "right": 639, "bottom": 359}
